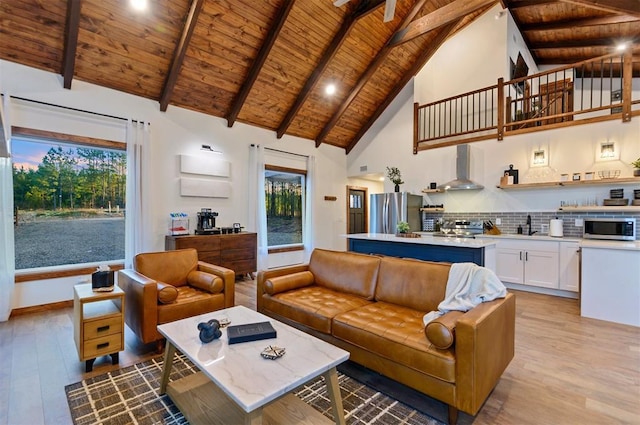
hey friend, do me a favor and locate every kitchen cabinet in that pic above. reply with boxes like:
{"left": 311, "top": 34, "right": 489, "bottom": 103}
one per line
{"left": 165, "top": 232, "right": 257, "bottom": 276}
{"left": 559, "top": 242, "right": 580, "bottom": 292}
{"left": 495, "top": 239, "right": 559, "bottom": 289}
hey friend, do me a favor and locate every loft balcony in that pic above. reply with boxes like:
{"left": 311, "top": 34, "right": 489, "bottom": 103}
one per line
{"left": 413, "top": 51, "right": 639, "bottom": 153}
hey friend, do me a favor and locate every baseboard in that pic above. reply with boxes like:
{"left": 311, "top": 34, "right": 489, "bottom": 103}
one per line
{"left": 10, "top": 300, "right": 73, "bottom": 318}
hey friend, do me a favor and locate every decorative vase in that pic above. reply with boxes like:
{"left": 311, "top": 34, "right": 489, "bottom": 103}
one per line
{"left": 394, "top": 184, "right": 400, "bottom": 192}
{"left": 634, "top": 169, "right": 640, "bottom": 177}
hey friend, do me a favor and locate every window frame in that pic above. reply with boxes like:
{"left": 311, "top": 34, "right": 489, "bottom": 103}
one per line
{"left": 11, "top": 126, "right": 126, "bottom": 283}
{"left": 264, "top": 164, "right": 306, "bottom": 254}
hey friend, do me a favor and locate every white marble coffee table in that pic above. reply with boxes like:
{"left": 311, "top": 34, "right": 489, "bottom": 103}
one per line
{"left": 158, "top": 305, "right": 349, "bottom": 425}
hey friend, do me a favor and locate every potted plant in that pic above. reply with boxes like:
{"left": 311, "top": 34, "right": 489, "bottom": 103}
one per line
{"left": 632, "top": 158, "right": 640, "bottom": 177}
{"left": 396, "top": 221, "right": 410, "bottom": 234}
{"left": 386, "top": 166, "right": 404, "bottom": 192}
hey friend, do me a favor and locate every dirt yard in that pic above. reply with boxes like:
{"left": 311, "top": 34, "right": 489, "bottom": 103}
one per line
{"left": 14, "top": 217, "right": 125, "bottom": 269}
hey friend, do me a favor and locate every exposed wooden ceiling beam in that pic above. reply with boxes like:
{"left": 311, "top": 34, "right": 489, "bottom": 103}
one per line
{"left": 62, "top": 0, "right": 81, "bottom": 89}
{"left": 520, "top": 14, "right": 639, "bottom": 31}
{"left": 275, "top": 0, "right": 382, "bottom": 138}
{"left": 389, "top": 0, "right": 497, "bottom": 47}
{"left": 159, "top": 0, "right": 204, "bottom": 112}
{"left": 559, "top": 0, "right": 640, "bottom": 17}
{"left": 227, "top": 0, "right": 295, "bottom": 127}
{"left": 315, "top": 0, "right": 429, "bottom": 147}
{"left": 346, "top": 20, "right": 461, "bottom": 154}
{"left": 530, "top": 37, "right": 620, "bottom": 49}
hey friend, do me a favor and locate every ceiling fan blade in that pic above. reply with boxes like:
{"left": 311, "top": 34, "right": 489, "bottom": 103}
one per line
{"left": 333, "top": 0, "right": 351, "bottom": 7}
{"left": 383, "top": 0, "right": 396, "bottom": 22}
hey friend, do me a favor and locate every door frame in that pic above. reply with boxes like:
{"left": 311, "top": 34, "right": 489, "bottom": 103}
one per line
{"left": 346, "top": 186, "right": 369, "bottom": 248}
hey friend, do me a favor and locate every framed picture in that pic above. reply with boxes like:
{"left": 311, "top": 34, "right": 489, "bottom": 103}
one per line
{"left": 530, "top": 147, "right": 548, "bottom": 167}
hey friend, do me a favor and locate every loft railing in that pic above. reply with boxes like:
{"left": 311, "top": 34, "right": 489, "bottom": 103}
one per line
{"left": 414, "top": 51, "right": 639, "bottom": 152}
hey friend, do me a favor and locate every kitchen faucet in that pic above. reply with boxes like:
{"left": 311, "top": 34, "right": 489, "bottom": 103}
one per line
{"left": 526, "top": 214, "right": 537, "bottom": 236}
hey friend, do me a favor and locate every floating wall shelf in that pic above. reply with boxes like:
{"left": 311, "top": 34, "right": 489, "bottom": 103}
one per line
{"left": 557, "top": 206, "right": 640, "bottom": 213}
{"left": 497, "top": 177, "right": 640, "bottom": 190}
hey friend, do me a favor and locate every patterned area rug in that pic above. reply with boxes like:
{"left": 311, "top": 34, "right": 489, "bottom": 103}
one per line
{"left": 65, "top": 354, "right": 444, "bottom": 425}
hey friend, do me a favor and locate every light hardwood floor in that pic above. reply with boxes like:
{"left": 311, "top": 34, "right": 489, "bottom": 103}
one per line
{"left": 0, "top": 282, "right": 638, "bottom": 425}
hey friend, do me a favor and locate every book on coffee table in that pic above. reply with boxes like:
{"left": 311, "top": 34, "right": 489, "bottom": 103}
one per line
{"left": 227, "top": 321, "right": 277, "bottom": 344}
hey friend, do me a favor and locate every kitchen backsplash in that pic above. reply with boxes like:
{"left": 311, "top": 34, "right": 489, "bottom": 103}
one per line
{"left": 422, "top": 211, "right": 640, "bottom": 240}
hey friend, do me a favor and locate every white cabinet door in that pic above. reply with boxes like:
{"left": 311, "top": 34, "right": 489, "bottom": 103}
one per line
{"left": 496, "top": 248, "right": 524, "bottom": 284}
{"left": 559, "top": 242, "right": 580, "bottom": 292}
{"left": 523, "top": 249, "right": 559, "bottom": 288}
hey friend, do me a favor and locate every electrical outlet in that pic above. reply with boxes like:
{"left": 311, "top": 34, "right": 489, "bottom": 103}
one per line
{"left": 540, "top": 223, "right": 549, "bottom": 234}
{"left": 495, "top": 218, "right": 502, "bottom": 225}
{"left": 575, "top": 218, "right": 584, "bottom": 227}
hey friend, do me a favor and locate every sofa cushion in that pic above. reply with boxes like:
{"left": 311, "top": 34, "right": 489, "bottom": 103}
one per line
{"left": 157, "top": 286, "right": 225, "bottom": 324}
{"left": 262, "top": 285, "right": 373, "bottom": 334}
{"left": 308, "top": 249, "right": 380, "bottom": 300}
{"left": 425, "top": 311, "right": 464, "bottom": 349}
{"left": 187, "top": 270, "right": 223, "bottom": 294}
{"left": 157, "top": 282, "right": 178, "bottom": 304}
{"left": 375, "top": 257, "right": 450, "bottom": 312}
{"left": 135, "top": 249, "right": 199, "bottom": 287}
{"left": 264, "top": 271, "right": 315, "bottom": 295}
{"left": 332, "top": 301, "right": 456, "bottom": 383}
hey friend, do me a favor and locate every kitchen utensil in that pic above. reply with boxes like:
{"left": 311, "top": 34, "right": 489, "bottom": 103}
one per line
{"left": 598, "top": 170, "right": 620, "bottom": 179}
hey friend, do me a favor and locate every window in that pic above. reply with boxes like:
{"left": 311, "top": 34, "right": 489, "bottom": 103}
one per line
{"left": 264, "top": 165, "right": 305, "bottom": 250}
{"left": 12, "top": 134, "right": 126, "bottom": 270}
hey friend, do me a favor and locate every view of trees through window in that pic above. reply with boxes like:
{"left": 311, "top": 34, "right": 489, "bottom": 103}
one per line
{"left": 13, "top": 138, "right": 126, "bottom": 269}
{"left": 265, "top": 169, "right": 304, "bottom": 247}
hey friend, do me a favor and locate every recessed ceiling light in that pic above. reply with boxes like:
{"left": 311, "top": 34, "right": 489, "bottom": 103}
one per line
{"left": 325, "top": 83, "right": 336, "bottom": 96}
{"left": 130, "top": 0, "right": 148, "bottom": 11}
{"left": 616, "top": 42, "right": 628, "bottom": 51}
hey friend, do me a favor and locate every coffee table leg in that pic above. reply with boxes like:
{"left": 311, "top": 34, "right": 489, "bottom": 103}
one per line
{"left": 322, "top": 367, "right": 346, "bottom": 425}
{"left": 245, "top": 408, "right": 262, "bottom": 425}
{"left": 159, "top": 342, "right": 176, "bottom": 395}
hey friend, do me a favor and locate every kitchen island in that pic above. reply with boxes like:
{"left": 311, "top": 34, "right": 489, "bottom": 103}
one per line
{"left": 345, "top": 233, "right": 497, "bottom": 269}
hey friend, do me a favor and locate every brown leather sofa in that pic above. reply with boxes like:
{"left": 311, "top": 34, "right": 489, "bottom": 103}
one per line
{"left": 118, "top": 248, "right": 235, "bottom": 349}
{"left": 257, "top": 248, "right": 515, "bottom": 424}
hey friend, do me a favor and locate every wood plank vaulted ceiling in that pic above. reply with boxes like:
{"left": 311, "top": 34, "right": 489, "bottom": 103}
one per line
{"left": 1, "top": 0, "right": 638, "bottom": 153}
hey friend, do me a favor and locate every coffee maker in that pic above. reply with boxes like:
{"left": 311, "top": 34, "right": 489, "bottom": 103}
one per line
{"left": 195, "top": 208, "right": 219, "bottom": 234}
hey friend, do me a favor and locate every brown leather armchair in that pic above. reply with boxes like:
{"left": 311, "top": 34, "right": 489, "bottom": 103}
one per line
{"left": 118, "top": 248, "right": 235, "bottom": 348}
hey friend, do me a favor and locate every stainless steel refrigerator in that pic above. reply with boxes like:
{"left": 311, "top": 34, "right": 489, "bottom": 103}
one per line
{"left": 370, "top": 192, "right": 423, "bottom": 234}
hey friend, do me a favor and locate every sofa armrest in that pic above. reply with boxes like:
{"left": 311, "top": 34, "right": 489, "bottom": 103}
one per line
{"left": 454, "top": 292, "right": 516, "bottom": 415}
{"left": 117, "top": 269, "right": 160, "bottom": 344}
{"left": 256, "top": 265, "right": 310, "bottom": 312}
{"left": 197, "top": 261, "right": 235, "bottom": 308}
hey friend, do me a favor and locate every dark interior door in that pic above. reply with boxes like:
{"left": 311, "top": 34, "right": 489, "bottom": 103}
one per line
{"left": 348, "top": 188, "right": 366, "bottom": 234}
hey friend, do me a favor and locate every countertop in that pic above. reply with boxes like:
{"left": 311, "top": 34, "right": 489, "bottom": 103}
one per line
{"left": 579, "top": 239, "right": 640, "bottom": 251}
{"left": 474, "top": 234, "right": 582, "bottom": 242}
{"left": 344, "top": 233, "right": 497, "bottom": 248}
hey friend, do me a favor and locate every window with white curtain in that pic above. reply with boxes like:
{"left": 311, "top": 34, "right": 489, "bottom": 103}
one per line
{"left": 264, "top": 164, "right": 306, "bottom": 250}
{"left": 12, "top": 135, "right": 126, "bottom": 270}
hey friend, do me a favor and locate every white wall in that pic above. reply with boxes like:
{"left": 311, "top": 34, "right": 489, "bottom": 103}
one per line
{"left": 1, "top": 60, "right": 348, "bottom": 308}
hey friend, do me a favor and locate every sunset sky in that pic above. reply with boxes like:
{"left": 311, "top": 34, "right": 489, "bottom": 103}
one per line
{"left": 11, "top": 139, "right": 52, "bottom": 171}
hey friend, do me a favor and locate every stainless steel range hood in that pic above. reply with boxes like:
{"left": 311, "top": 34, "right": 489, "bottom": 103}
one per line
{"left": 437, "top": 144, "right": 484, "bottom": 191}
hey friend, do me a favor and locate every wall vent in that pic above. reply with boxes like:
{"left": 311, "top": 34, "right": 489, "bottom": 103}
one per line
{"left": 360, "top": 165, "right": 368, "bottom": 172}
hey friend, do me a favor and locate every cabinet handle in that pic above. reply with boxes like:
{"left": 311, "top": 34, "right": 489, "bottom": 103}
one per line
{"left": 519, "top": 251, "right": 522, "bottom": 261}
{"left": 97, "top": 342, "right": 110, "bottom": 349}
{"left": 97, "top": 325, "right": 110, "bottom": 333}
{"left": 525, "top": 252, "right": 528, "bottom": 261}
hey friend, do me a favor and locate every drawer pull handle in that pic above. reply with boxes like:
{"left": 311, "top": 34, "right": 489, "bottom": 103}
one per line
{"left": 97, "top": 342, "right": 110, "bottom": 349}
{"left": 97, "top": 325, "right": 110, "bottom": 332}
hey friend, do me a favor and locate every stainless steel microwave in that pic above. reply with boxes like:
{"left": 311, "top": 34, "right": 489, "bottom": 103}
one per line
{"left": 583, "top": 218, "right": 636, "bottom": 241}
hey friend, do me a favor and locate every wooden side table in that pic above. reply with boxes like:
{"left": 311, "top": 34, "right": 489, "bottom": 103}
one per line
{"left": 73, "top": 283, "right": 125, "bottom": 372}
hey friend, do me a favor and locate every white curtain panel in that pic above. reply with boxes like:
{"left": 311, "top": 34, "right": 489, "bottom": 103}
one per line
{"left": 248, "top": 144, "right": 268, "bottom": 271}
{"left": 303, "top": 155, "right": 316, "bottom": 263}
{"left": 125, "top": 120, "right": 151, "bottom": 268}
{"left": 0, "top": 96, "right": 15, "bottom": 321}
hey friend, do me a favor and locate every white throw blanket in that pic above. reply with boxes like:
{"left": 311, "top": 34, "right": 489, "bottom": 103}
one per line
{"left": 423, "top": 263, "right": 507, "bottom": 325}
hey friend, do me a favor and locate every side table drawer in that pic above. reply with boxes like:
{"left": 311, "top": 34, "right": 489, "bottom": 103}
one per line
{"left": 84, "top": 316, "right": 122, "bottom": 339}
{"left": 84, "top": 333, "right": 122, "bottom": 359}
